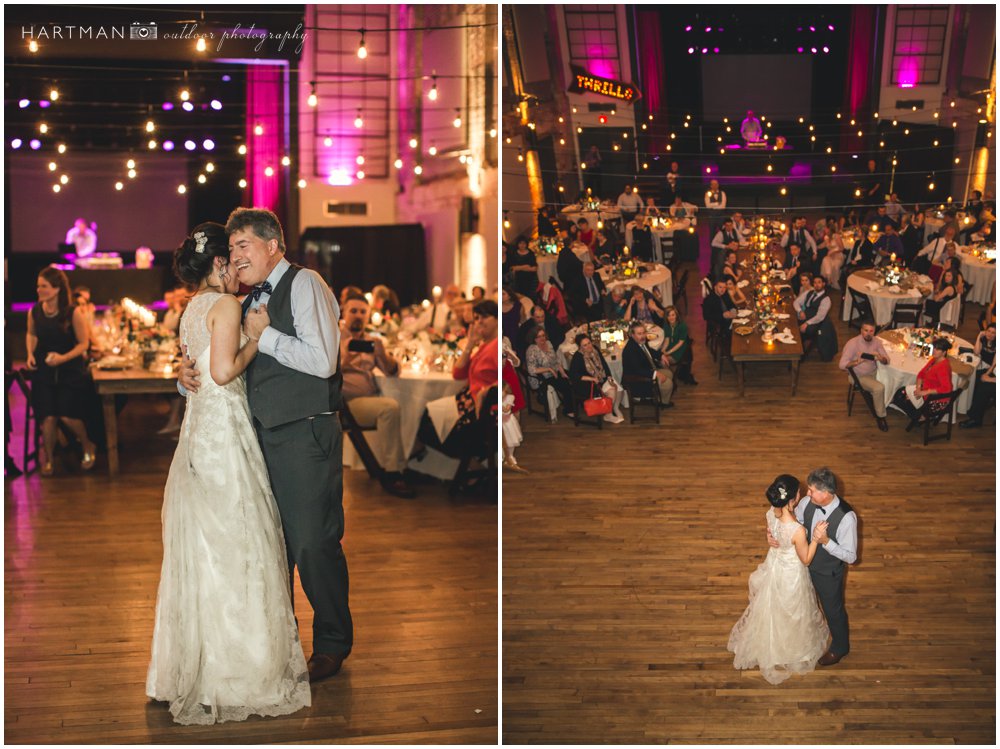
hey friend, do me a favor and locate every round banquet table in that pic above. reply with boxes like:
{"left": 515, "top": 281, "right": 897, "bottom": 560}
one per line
{"left": 842, "top": 270, "right": 932, "bottom": 328}
{"left": 599, "top": 263, "right": 673, "bottom": 308}
{"left": 561, "top": 204, "right": 621, "bottom": 231}
{"left": 536, "top": 244, "right": 591, "bottom": 285}
{"left": 342, "top": 368, "right": 467, "bottom": 480}
{"left": 956, "top": 250, "right": 996, "bottom": 305}
{"left": 556, "top": 320, "right": 665, "bottom": 384}
{"left": 875, "top": 329, "right": 979, "bottom": 416}
{"left": 625, "top": 218, "right": 692, "bottom": 263}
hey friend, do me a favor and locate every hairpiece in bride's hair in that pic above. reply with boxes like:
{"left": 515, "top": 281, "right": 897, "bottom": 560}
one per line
{"left": 778, "top": 486, "right": 788, "bottom": 500}
{"left": 193, "top": 231, "right": 208, "bottom": 254}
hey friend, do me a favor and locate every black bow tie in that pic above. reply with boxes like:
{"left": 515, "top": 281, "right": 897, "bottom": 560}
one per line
{"left": 817, "top": 506, "right": 827, "bottom": 515}
{"left": 241, "top": 281, "right": 273, "bottom": 318}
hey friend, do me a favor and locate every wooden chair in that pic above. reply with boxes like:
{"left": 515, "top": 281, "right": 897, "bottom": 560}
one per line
{"left": 621, "top": 374, "right": 662, "bottom": 424}
{"left": 704, "top": 320, "right": 720, "bottom": 362}
{"left": 448, "top": 386, "right": 497, "bottom": 497}
{"left": 959, "top": 282, "right": 974, "bottom": 325}
{"left": 847, "top": 287, "right": 874, "bottom": 330}
{"left": 717, "top": 330, "right": 735, "bottom": 380}
{"left": 672, "top": 269, "right": 690, "bottom": 315}
{"left": 887, "top": 301, "right": 923, "bottom": 330}
{"left": 12, "top": 369, "right": 41, "bottom": 475}
{"left": 339, "top": 400, "right": 385, "bottom": 484}
{"left": 571, "top": 384, "right": 605, "bottom": 430}
{"left": 845, "top": 366, "right": 882, "bottom": 427}
{"left": 905, "top": 389, "right": 962, "bottom": 445}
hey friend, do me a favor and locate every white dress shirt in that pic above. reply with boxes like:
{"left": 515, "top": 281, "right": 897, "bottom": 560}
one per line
{"left": 669, "top": 202, "right": 698, "bottom": 218}
{"left": 781, "top": 227, "right": 818, "bottom": 255}
{"left": 617, "top": 192, "right": 643, "bottom": 214}
{"left": 711, "top": 229, "right": 742, "bottom": 251}
{"left": 705, "top": 190, "right": 727, "bottom": 209}
{"left": 793, "top": 288, "right": 832, "bottom": 326}
{"left": 248, "top": 257, "right": 341, "bottom": 378}
{"left": 917, "top": 237, "right": 949, "bottom": 263}
{"left": 794, "top": 496, "right": 858, "bottom": 564}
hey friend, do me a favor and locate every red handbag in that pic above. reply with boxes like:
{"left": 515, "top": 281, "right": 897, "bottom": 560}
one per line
{"left": 582, "top": 382, "right": 613, "bottom": 416}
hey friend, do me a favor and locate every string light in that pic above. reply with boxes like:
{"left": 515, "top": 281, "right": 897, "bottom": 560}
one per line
{"left": 52, "top": 184, "right": 60, "bottom": 193}
{"left": 205, "top": 162, "right": 215, "bottom": 172}
{"left": 254, "top": 123, "right": 264, "bottom": 136}
{"left": 408, "top": 137, "right": 418, "bottom": 149}
{"left": 127, "top": 169, "right": 136, "bottom": 179}
{"left": 354, "top": 109, "right": 364, "bottom": 128}
{"left": 414, "top": 165, "right": 423, "bottom": 175}
{"left": 180, "top": 88, "right": 190, "bottom": 101}
{"left": 357, "top": 30, "right": 367, "bottom": 59}
{"left": 126, "top": 159, "right": 136, "bottom": 169}
{"left": 115, "top": 181, "right": 123, "bottom": 191}
{"left": 28, "top": 40, "right": 39, "bottom": 53}
{"left": 47, "top": 161, "right": 57, "bottom": 171}
{"left": 238, "top": 178, "right": 247, "bottom": 189}
{"left": 281, "top": 155, "right": 291, "bottom": 167}
{"left": 453, "top": 109, "right": 462, "bottom": 128}
{"left": 393, "top": 157, "right": 403, "bottom": 169}
{"left": 356, "top": 155, "right": 365, "bottom": 165}
{"left": 177, "top": 185, "right": 186, "bottom": 194}
{"left": 197, "top": 174, "right": 207, "bottom": 184}
{"left": 148, "top": 139, "right": 157, "bottom": 149}
{"left": 324, "top": 137, "right": 333, "bottom": 147}
{"left": 428, "top": 74, "right": 438, "bottom": 101}
{"left": 307, "top": 84, "right": 318, "bottom": 108}
{"left": 39, "top": 123, "right": 48, "bottom": 134}
{"left": 145, "top": 120, "right": 155, "bottom": 133}
{"left": 264, "top": 166, "right": 274, "bottom": 177}
{"left": 196, "top": 37, "right": 207, "bottom": 52}
{"left": 428, "top": 144, "right": 437, "bottom": 156}
{"left": 49, "top": 89, "right": 59, "bottom": 101}
{"left": 503, "top": 211, "right": 511, "bottom": 230}
{"left": 298, "top": 178, "right": 307, "bottom": 188}
{"left": 238, "top": 144, "right": 248, "bottom": 155}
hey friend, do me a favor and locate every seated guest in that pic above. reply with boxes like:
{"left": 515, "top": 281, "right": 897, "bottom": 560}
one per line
{"left": 945, "top": 257, "right": 966, "bottom": 297}
{"left": 621, "top": 320, "right": 674, "bottom": 407}
{"left": 617, "top": 183, "right": 643, "bottom": 226}
{"left": 794, "top": 275, "right": 838, "bottom": 360}
{"left": 922, "top": 268, "right": 959, "bottom": 326}
{"left": 413, "top": 283, "right": 463, "bottom": 333}
{"left": 711, "top": 218, "right": 742, "bottom": 278}
{"left": 339, "top": 291, "right": 416, "bottom": 498}
{"left": 721, "top": 249, "right": 742, "bottom": 283}
{"left": 669, "top": 195, "right": 697, "bottom": 219}
{"left": 819, "top": 225, "right": 848, "bottom": 289}
{"left": 874, "top": 222, "right": 904, "bottom": 266}
{"left": 518, "top": 304, "right": 565, "bottom": 359}
{"left": 471, "top": 285, "right": 486, "bottom": 302}
{"left": 537, "top": 206, "right": 557, "bottom": 238}
{"left": 864, "top": 204, "right": 898, "bottom": 231}
{"left": 845, "top": 230, "right": 877, "bottom": 268}
{"left": 604, "top": 286, "right": 629, "bottom": 320}
{"left": 781, "top": 216, "right": 819, "bottom": 270}
{"left": 885, "top": 192, "right": 904, "bottom": 224}
{"left": 783, "top": 244, "right": 803, "bottom": 285}
{"left": 568, "top": 262, "right": 607, "bottom": 323}
{"left": 704, "top": 179, "right": 727, "bottom": 210}
{"left": 536, "top": 279, "right": 570, "bottom": 326}
{"left": 839, "top": 319, "right": 891, "bottom": 431}
{"left": 577, "top": 217, "right": 596, "bottom": 248}
{"left": 371, "top": 284, "right": 401, "bottom": 318}
{"left": 979, "top": 289, "right": 996, "bottom": 330}
{"left": 509, "top": 236, "right": 539, "bottom": 298}
{"left": 960, "top": 360, "right": 996, "bottom": 429}
{"left": 630, "top": 216, "right": 654, "bottom": 262}
{"left": 973, "top": 322, "right": 996, "bottom": 371}
{"left": 889, "top": 337, "right": 953, "bottom": 419}
{"left": 568, "top": 333, "right": 625, "bottom": 423}
{"left": 624, "top": 286, "right": 664, "bottom": 326}
{"left": 525, "top": 326, "right": 575, "bottom": 421}
{"left": 26, "top": 265, "right": 97, "bottom": 476}
{"left": 72, "top": 286, "right": 96, "bottom": 333}
{"left": 900, "top": 210, "right": 926, "bottom": 265}
{"left": 643, "top": 196, "right": 662, "bottom": 219}
{"left": 731, "top": 211, "right": 750, "bottom": 239}
{"left": 915, "top": 224, "right": 958, "bottom": 274}
{"left": 593, "top": 229, "right": 622, "bottom": 263}
{"left": 703, "top": 278, "right": 739, "bottom": 350}
{"left": 661, "top": 305, "right": 696, "bottom": 385}
{"left": 726, "top": 277, "right": 748, "bottom": 307}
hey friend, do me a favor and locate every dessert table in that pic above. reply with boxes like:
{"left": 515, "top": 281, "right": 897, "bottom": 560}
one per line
{"left": 876, "top": 329, "right": 979, "bottom": 416}
{"left": 842, "top": 269, "right": 933, "bottom": 328}
{"left": 598, "top": 263, "right": 673, "bottom": 307}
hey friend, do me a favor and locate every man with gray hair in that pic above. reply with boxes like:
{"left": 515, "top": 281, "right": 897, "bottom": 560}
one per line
{"left": 769, "top": 467, "right": 858, "bottom": 666}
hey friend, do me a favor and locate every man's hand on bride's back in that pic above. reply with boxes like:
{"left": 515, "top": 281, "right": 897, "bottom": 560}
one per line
{"left": 766, "top": 527, "right": 779, "bottom": 548}
{"left": 178, "top": 346, "right": 201, "bottom": 394}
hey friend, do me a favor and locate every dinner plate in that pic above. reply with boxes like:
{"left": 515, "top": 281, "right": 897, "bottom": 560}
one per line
{"left": 736, "top": 309, "right": 752, "bottom": 317}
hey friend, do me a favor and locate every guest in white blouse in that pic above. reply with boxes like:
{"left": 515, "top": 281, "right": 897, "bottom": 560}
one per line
{"left": 819, "top": 228, "right": 848, "bottom": 289}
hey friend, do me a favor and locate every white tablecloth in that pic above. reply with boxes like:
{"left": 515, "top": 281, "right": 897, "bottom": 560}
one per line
{"left": 536, "top": 245, "right": 591, "bottom": 285}
{"left": 599, "top": 264, "right": 673, "bottom": 308}
{"left": 556, "top": 321, "right": 665, "bottom": 383}
{"left": 875, "top": 332, "right": 978, "bottom": 415}
{"left": 957, "top": 250, "right": 996, "bottom": 305}
{"left": 625, "top": 218, "right": 692, "bottom": 263}
{"left": 562, "top": 205, "right": 621, "bottom": 230}
{"left": 343, "top": 369, "right": 466, "bottom": 480}
{"left": 842, "top": 270, "right": 931, "bottom": 327}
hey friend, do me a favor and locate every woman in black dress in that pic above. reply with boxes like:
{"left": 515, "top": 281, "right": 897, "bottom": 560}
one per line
{"left": 25, "top": 265, "right": 97, "bottom": 475}
{"left": 509, "top": 237, "right": 539, "bottom": 299}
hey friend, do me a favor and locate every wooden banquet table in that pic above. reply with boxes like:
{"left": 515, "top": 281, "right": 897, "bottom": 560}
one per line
{"left": 842, "top": 269, "right": 933, "bottom": 328}
{"left": 729, "top": 302, "right": 804, "bottom": 397}
{"left": 90, "top": 364, "right": 178, "bottom": 477}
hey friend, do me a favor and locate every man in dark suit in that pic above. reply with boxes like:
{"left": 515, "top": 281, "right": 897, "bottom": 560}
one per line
{"left": 794, "top": 274, "right": 838, "bottom": 361}
{"left": 702, "top": 278, "right": 738, "bottom": 350}
{"left": 557, "top": 227, "right": 585, "bottom": 290}
{"left": 517, "top": 305, "right": 565, "bottom": 360}
{"left": 568, "top": 262, "right": 607, "bottom": 323}
{"left": 621, "top": 321, "right": 674, "bottom": 407}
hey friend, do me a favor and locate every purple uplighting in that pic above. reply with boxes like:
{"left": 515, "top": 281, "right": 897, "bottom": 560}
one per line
{"left": 585, "top": 55, "right": 616, "bottom": 80}
{"left": 29, "top": 139, "right": 41, "bottom": 150}
{"left": 896, "top": 56, "right": 920, "bottom": 88}
{"left": 828, "top": 24, "right": 835, "bottom": 31}
{"left": 11, "top": 138, "right": 22, "bottom": 149}
{"left": 701, "top": 48, "right": 708, "bottom": 54}
{"left": 705, "top": 27, "right": 712, "bottom": 32}
{"left": 162, "top": 140, "right": 175, "bottom": 151}
{"left": 162, "top": 102, "right": 174, "bottom": 110}
{"left": 202, "top": 138, "right": 215, "bottom": 151}
{"left": 184, "top": 139, "right": 196, "bottom": 151}
{"left": 688, "top": 47, "right": 695, "bottom": 54}
{"left": 809, "top": 26, "right": 816, "bottom": 32}
{"left": 246, "top": 63, "right": 285, "bottom": 210}
{"left": 685, "top": 25, "right": 692, "bottom": 32}
{"left": 714, "top": 47, "right": 720, "bottom": 53}
{"left": 38, "top": 100, "right": 51, "bottom": 108}
{"left": 811, "top": 47, "right": 818, "bottom": 54}
{"left": 797, "top": 47, "right": 804, "bottom": 53}
{"left": 222, "top": 74, "right": 232, "bottom": 82}
{"left": 18, "top": 99, "right": 29, "bottom": 108}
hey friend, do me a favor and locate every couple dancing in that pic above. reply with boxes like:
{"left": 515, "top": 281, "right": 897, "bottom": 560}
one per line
{"left": 145, "top": 209, "right": 351, "bottom": 725}
{"left": 727, "top": 468, "right": 858, "bottom": 685}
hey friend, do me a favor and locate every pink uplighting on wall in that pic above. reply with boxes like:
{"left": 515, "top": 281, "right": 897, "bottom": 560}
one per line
{"left": 895, "top": 56, "right": 920, "bottom": 88}
{"left": 246, "top": 63, "right": 286, "bottom": 210}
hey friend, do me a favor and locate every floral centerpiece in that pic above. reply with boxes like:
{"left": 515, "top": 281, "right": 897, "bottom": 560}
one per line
{"left": 587, "top": 319, "right": 629, "bottom": 354}
{"left": 903, "top": 327, "right": 955, "bottom": 357}
{"left": 876, "top": 254, "right": 907, "bottom": 286}
{"left": 614, "top": 246, "right": 640, "bottom": 279}
{"left": 530, "top": 237, "right": 559, "bottom": 256}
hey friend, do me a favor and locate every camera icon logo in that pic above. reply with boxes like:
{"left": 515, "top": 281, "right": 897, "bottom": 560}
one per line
{"left": 130, "top": 22, "right": 158, "bottom": 40}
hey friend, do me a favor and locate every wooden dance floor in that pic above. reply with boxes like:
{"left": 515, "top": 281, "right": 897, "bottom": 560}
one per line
{"left": 4, "top": 393, "right": 497, "bottom": 744}
{"left": 503, "top": 261, "right": 995, "bottom": 744}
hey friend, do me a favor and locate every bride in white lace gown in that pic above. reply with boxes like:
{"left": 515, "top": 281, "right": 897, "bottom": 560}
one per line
{"left": 727, "top": 474, "right": 830, "bottom": 685}
{"left": 146, "top": 223, "right": 310, "bottom": 724}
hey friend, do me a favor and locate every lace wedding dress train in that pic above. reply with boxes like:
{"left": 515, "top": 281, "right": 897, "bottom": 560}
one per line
{"left": 146, "top": 292, "right": 310, "bottom": 724}
{"left": 727, "top": 509, "right": 830, "bottom": 685}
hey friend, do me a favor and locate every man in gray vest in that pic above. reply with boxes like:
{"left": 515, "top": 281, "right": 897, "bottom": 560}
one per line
{"left": 180, "top": 207, "right": 351, "bottom": 683}
{"left": 770, "top": 466, "right": 858, "bottom": 666}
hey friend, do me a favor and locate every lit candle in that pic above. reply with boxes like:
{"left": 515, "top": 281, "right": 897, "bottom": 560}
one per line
{"left": 421, "top": 299, "right": 431, "bottom": 309}
{"left": 890, "top": 253, "right": 896, "bottom": 262}
{"left": 371, "top": 311, "right": 383, "bottom": 326}
{"left": 432, "top": 285, "right": 442, "bottom": 300}
{"left": 871, "top": 224, "right": 878, "bottom": 232}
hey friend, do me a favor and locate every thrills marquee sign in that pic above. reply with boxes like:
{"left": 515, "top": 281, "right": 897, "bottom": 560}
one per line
{"left": 568, "top": 65, "right": 641, "bottom": 102}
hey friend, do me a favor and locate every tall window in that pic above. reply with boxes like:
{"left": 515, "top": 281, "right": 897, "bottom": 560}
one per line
{"left": 564, "top": 5, "right": 621, "bottom": 81}
{"left": 891, "top": 5, "right": 949, "bottom": 87}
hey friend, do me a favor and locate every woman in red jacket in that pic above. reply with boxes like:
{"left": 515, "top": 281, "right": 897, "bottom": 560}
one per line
{"left": 890, "top": 337, "right": 954, "bottom": 419}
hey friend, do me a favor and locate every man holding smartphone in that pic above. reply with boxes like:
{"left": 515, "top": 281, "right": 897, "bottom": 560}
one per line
{"left": 340, "top": 290, "right": 416, "bottom": 498}
{"left": 838, "top": 319, "right": 891, "bottom": 430}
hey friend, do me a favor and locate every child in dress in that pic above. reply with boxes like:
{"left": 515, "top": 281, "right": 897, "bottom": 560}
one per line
{"left": 501, "top": 382, "right": 527, "bottom": 473}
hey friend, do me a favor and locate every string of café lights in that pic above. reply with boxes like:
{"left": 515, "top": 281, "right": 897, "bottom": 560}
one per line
{"left": 11, "top": 74, "right": 498, "bottom": 192}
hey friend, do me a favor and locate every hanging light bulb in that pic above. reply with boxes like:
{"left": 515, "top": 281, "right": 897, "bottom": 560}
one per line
{"left": 127, "top": 169, "right": 136, "bottom": 179}
{"left": 197, "top": 174, "right": 207, "bottom": 184}
{"left": 323, "top": 137, "right": 333, "bottom": 148}
{"left": 115, "top": 181, "right": 124, "bottom": 191}
{"left": 177, "top": 184, "right": 187, "bottom": 194}
{"left": 928, "top": 181, "right": 935, "bottom": 191}
{"left": 517, "top": 149, "right": 524, "bottom": 162}
{"left": 281, "top": 155, "right": 291, "bottom": 167}
{"left": 298, "top": 178, "right": 307, "bottom": 188}
{"left": 254, "top": 123, "right": 264, "bottom": 136}
{"left": 205, "top": 162, "right": 215, "bottom": 172}
{"left": 354, "top": 109, "right": 363, "bottom": 128}
{"left": 503, "top": 211, "right": 511, "bottom": 230}
{"left": 180, "top": 88, "right": 190, "bottom": 101}
{"left": 57, "top": 143, "right": 66, "bottom": 154}
{"left": 414, "top": 165, "right": 423, "bottom": 175}
{"left": 489, "top": 128, "right": 497, "bottom": 138}
{"left": 356, "top": 155, "right": 365, "bottom": 165}
{"left": 393, "top": 157, "right": 403, "bottom": 169}
{"left": 126, "top": 159, "right": 136, "bottom": 170}
{"left": 145, "top": 120, "right": 155, "bottom": 133}
{"left": 238, "top": 178, "right": 247, "bottom": 189}
{"left": 49, "top": 88, "right": 59, "bottom": 101}
{"left": 52, "top": 184, "right": 61, "bottom": 193}
{"left": 307, "top": 84, "right": 318, "bottom": 108}
{"left": 148, "top": 139, "right": 157, "bottom": 149}
{"left": 356, "top": 170, "right": 365, "bottom": 179}
{"left": 428, "top": 75, "right": 438, "bottom": 101}
{"left": 28, "top": 40, "right": 39, "bottom": 53}
{"left": 196, "top": 37, "right": 207, "bottom": 52}
{"left": 238, "top": 144, "right": 248, "bottom": 155}
{"left": 357, "top": 30, "right": 367, "bottom": 59}
{"left": 780, "top": 186, "right": 787, "bottom": 196}
{"left": 264, "top": 166, "right": 274, "bottom": 177}
{"left": 409, "top": 137, "right": 418, "bottom": 149}
{"left": 453, "top": 109, "right": 462, "bottom": 128}
{"left": 39, "top": 123, "right": 48, "bottom": 134}
{"left": 428, "top": 144, "right": 437, "bottom": 156}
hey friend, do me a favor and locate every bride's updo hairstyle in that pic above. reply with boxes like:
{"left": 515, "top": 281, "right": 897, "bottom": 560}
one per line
{"left": 766, "top": 474, "right": 800, "bottom": 508}
{"left": 173, "top": 222, "right": 230, "bottom": 286}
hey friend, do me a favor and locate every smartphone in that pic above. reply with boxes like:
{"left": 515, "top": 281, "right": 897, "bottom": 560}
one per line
{"left": 860, "top": 353, "right": 875, "bottom": 361}
{"left": 347, "top": 339, "right": 376, "bottom": 353}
